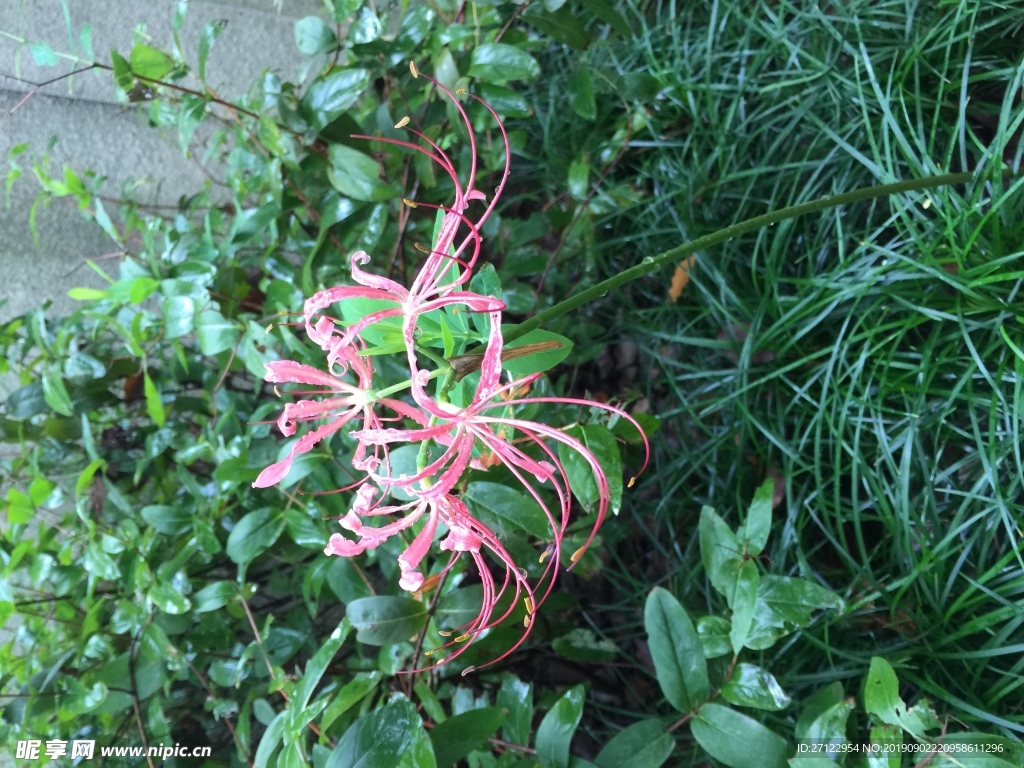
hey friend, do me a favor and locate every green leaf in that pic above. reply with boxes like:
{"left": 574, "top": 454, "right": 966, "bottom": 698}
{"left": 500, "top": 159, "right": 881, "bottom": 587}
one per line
{"left": 568, "top": 158, "right": 589, "bottom": 200}
{"left": 862, "top": 657, "right": 934, "bottom": 740}
{"left": 30, "top": 41, "right": 60, "bottom": 67}
{"left": 110, "top": 48, "right": 132, "bottom": 89}
{"left": 303, "top": 69, "right": 371, "bottom": 132}
{"left": 476, "top": 83, "right": 532, "bottom": 119}
{"left": 745, "top": 576, "right": 844, "bottom": 650}
{"left": 435, "top": 586, "right": 484, "bottom": 630}
{"left": 429, "top": 707, "right": 506, "bottom": 766}
{"left": 728, "top": 559, "right": 759, "bottom": 652}
{"left": 327, "top": 697, "right": 429, "bottom": 768}
{"left": 162, "top": 295, "right": 195, "bottom": 339}
{"left": 866, "top": 724, "right": 902, "bottom": 768}
{"left": 320, "top": 672, "right": 382, "bottom": 734}
{"left": 569, "top": 67, "right": 596, "bottom": 121}
{"left": 502, "top": 328, "right": 574, "bottom": 377}
{"left": 800, "top": 699, "right": 855, "bottom": 762}
{"left": 535, "top": 685, "right": 585, "bottom": 768}
{"left": 643, "top": 588, "right": 709, "bottom": 714}
{"left": 522, "top": 8, "right": 590, "bottom": 51}
{"left": 42, "top": 368, "right": 74, "bottom": 417}
{"left": 195, "top": 308, "right": 240, "bottom": 355}
{"left": 349, "top": 7, "right": 382, "bottom": 44}
{"left": 464, "top": 481, "right": 552, "bottom": 540}
{"left": 594, "top": 719, "right": 674, "bottom": 768}
{"left": 294, "top": 16, "right": 337, "bottom": 55}
{"left": 328, "top": 144, "right": 398, "bottom": 202}
{"left": 690, "top": 703, "right": 787, "bottom": 768}
{"left": 129, "top": 276, "right": 160, "bottom": 304}
{"left": 226, "top": 508, "right": 286, "bottom": 566}
{"left": 579, "top": 0, "right": 631, "bottom": 36}
{"left": 129, "top": 43, "right": 176, "bottom": 80}
{"left": 143, "top": 371, "right": 165, "bottom": 427}
{"left": 192, "top": 581, "right": 235, "bottom": 613}
{"left": 467, "top": 44, "right": 541, "bottom": 84}
{"left": 197, "top": 19, "right": 226, "bottom": 81}
{"left": 559, "top": 424, "right": 622, "bottom": 514}
{"left": 148, "top": 583, "right": 191, "bottom": 614}
{"left": 552, "top": 629, "right": 618, "bottom": 663}
{"left": 695, "top": 615, "right": 731, "bottom": 659}
{"left": 293, "top": 620, "right": 351, "bottom": 712}
{"left": 347, "top": 596, "right": 428, "bottom": 645}
{"left": 497, "top": 674, "right": 533, "bottom": 746}
{"left": 699, "top": 506, "right": 744, "bottom": 598}
{"left": 141, "top": 505, "right": 193, "bottom": 536}
{"left": 68, "top": 287, "right": 114, "bottom": 301}
{"left": 7, "top": 488, "right": 34, "bottom": 524}
{"left": 720, "top": 664, "right": 791, "bottom": 711}
{"left": 739, "top": 478, "right": 773, "bottom": 556}
{"left": 6, "top": 382, "right": 48, "bottom": 420}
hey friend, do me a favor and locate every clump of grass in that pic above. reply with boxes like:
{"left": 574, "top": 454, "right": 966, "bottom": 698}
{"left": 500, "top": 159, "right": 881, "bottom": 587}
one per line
{"left": 523, "top": 0, "right": 1024, "bottom": 737}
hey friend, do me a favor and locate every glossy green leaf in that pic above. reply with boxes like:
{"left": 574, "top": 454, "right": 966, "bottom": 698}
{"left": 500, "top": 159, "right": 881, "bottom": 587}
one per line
{"left": 143, "top": 371, "right": 165, "bottom": 427}
{"left": 328, "top": 144, "right": 398, "bottom": 202}
{"left": 464, "top": 481, "right": 552, "bottom": 540}
{"left": 866, "top": 724, "right": 902, "bottom": 768}
{"left": 559, "top": 424, "right": 622, "bottom": 514}
{"left": 699, "top": 506, "right": 744, "bottom": 598}
{"left": 497, "top": 674, "right": 533, "bottom": 746}
{"left": 468, "top": 44, "right": 540, "bottom": 84}
{"left": 141, "top": 505, "right": 193, "bottom": 536}
{"left": 6, "top": 488, "right": 34, "bottom": 524}
{"left": 535, "top": 684, "right": 585, "bottom": 768}
{"left": 293, "top": 620, "right": 351, "bottom": 712}
{"left": 429, "top": 707, "right": 506, "bottom": 766}
{"left": 6, "top": 382, "right": 48, "bottom": 420}
{"left": 192, "top": 581, "right": 235, "bottom": 613}
{"left": 327, "top": 697, "right": 428, "bottom": 768}
{"left": 739, "top": 479, "right": 774, "bottom": 556}
{"left": 594, "top": 719, "right": 674, "bottom": 768}
{"left": 720, "top": 663, "right": 791, "bottom": 711}
{"left": 347, "top": 596, "right": 428, "bottom": 645}
{"left": 745, "top": 576, "right": 844, "bottom": 650}
{"left": 690, "top": 703, "right": 787, "bottom": 768}
{"left": 226, "top": 508, "right": 286, "bottom": 566}
{"left": 148, "top": 583, "right": 190, "bottom": 614}
{"left": 320, "top": 672, "right": 382, "bottom": 734}
{"left": 522, "top": 8, "right": 590, "bottom": 51}
{"left": 435, "top": 585, "right": 484, "bottom": 630}
{"left": 476, "top": 83, "right": 532, "bottom": 118}
{"left": 643, "top": 588, "right": 709, "bottom": 714}
{"left": 795, "top": 682, "right": 844, "bottom": 739}
{"left": 129, "top": 43, "right": 176, "bottom": 80}
{"left": 552, "top": 629, "right": 618, "bottom": 663}
{"left": 728, "top": 559, "right": 759, "bottom": 652}
{"left": 195, "top": 308, "right": 240, "bottom": 355}
{"left": 799, "top": 698, "right": 854, "bottom": 762}
{"left": 303, "top": 68, "right": 370, "bottom": 132}
{"left": 42, "top": 368, "right": 73, "bottom": 417}
{"left": 695, "top": 615, "right": 731, "bottom": 659}
{"left": 294, "top": 16, "right": 337, "bottom": 55}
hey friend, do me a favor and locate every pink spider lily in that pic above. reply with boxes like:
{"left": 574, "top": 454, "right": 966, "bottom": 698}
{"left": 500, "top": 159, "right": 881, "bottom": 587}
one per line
{"left": 251, "top": 347, "right": 425, "bottom": 488}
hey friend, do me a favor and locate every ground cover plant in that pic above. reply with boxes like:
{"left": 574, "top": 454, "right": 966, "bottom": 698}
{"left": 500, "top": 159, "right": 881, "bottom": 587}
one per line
{"left": 2, "top": 0, "right": 1023, "bottom": 766}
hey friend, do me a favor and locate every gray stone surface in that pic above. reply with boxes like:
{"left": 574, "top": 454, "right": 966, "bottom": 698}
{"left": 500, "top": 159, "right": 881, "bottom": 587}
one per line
{"left": 0, "top": 0, "right": 321, "bottom": 323}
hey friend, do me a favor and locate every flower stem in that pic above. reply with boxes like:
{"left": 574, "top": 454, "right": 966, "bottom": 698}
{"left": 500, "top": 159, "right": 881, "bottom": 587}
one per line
{"left": 503, "top": 170, "right": 979, "bottom": 344}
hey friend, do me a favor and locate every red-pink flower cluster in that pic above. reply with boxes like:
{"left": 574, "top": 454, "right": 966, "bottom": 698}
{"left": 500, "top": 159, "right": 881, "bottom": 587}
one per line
{"left": 254, "top": 64, "right": 648, "bottom": 670}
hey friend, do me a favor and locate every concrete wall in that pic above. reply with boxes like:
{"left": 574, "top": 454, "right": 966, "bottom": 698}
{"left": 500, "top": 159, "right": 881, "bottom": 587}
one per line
{"left": 0, "top": 0, "right": 321, "bottom": 324}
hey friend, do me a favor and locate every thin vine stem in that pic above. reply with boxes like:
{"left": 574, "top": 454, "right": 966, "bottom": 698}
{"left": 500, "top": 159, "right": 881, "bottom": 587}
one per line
{"left": 503, "top": 170, "right": 979, "bottom": 345}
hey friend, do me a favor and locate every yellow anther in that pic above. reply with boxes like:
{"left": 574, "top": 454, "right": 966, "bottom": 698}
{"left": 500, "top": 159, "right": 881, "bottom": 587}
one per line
{"left": 570, "top": 546, "right": 586, "bottom": 563}
{"left": 395, "top": 116, "right": 411, "bottom": 129}
{"left": 273, "top": 386, "right": 281, "bottom": 397}
{"left": 423, "top": 648, "right": 436, "bottom": 656}
{"left": 628, "top": 476, "right": 637, "bottom": 488}
{"left": 524, "top": 597, "right": 535, "bottom": 614}
{"left": 409, "top": 61, "right": 419, "bottom": 78}
{"left": 455, "top": 88, "right": 467, "bottom": 95}
{"left": 539, "top": 548, "right": 552, "bottom": 564}
{"left": 454, "top": 633, "right": 471, "bottom": 643}
{"left": 523, "top": 616, "right": 531, "bottom": 627}
{"left": 438, "top": 629, "right": 453, "bottom": 637}
{"left": 461, "top": 666, "right": 477, "bottom": 676}
{"left": 402, "top": 197, "right": 418, "bottom": 208}
{"left": 265, "top": 323, "right": 274, "bottom": 334}
{"left": 414, "top": 242, "right": 431, "bottom": 253}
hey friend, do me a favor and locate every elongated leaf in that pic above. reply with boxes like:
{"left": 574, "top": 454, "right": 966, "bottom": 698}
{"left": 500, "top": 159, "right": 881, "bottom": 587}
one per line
{"left": 143, "top": 371, "right": 165, "bottom": 427}
{"left": 467, "top": 44, "right": 540, "bottom": 84}
{"left": 739, "top": 479, "right": 773, "bottom": 556}
{"left": 497, "top": 674, "right": 533, "bottom": 746}
{"left": 690, "top": 703, "right": 787, "bottom": 768}
{"left": 728, "top": 559, "right": 759, "bottom": 652}
{"left": 559, "top": 424, "right": 622, "bottom": 514}
{"left": 464, "top": 481, "right": 551, "bottom": 540}
{"left": 535, "top": 685, "right": 585, "bottom": 768}
{"left": 522, "top": 8, "right": 590, "bottom": 50}
{"left": 293, "top": 619, "right": 351, "bottom": 712}
{"left": 226, "top": 508, "right": 286, "bottom": 566}
{"left": 501, "top": 329, "right": 574, "bottom": 377}
{"left": 328, "top": 144, "right": 398, "bottom": 202}
{"left": 130, "top": 43, "right": 175, "bottom": 80}
{"left": 643, "top": 588, "right": 709, "bottom": 714}
{"left": 720, "top": 664, "right": 791, "bottom": 711}
{"left": 302, "top": 68, "right": 370, "bottom": 132}
{"left": 294, "top": 16, "right": 337, "bottom": 55}
{"left": 594, "top": 719, "right": 674, "bottom": 768}
{"left": 699, "top": 506, "right": 743, "bottom": 598}
{"left": 197, "top": 19, "right": 226, "bottom": 81}
{"left": 327, "top": 697, "right": 428, "bottom": 768}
